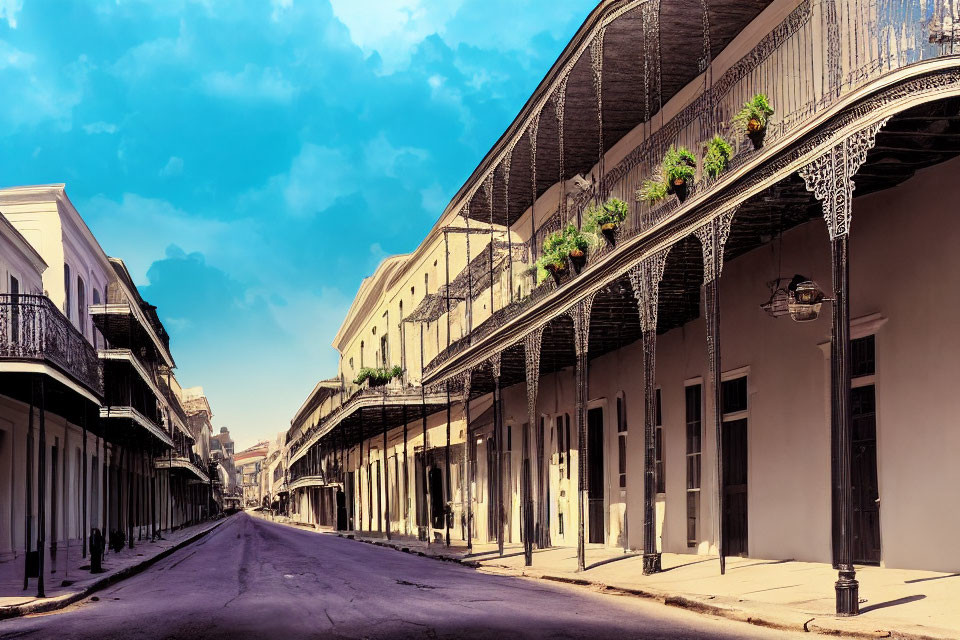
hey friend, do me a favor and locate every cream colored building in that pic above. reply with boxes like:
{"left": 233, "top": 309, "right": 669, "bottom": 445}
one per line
{"left": 0, "top": 185, "right": 215, "bottom": 596}
{"left": 287, "top": 0, "right": 960, "bottom": 617}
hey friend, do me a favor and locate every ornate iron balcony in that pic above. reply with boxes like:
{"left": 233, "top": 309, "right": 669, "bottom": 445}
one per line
{"left": 0, "top": 293, "right": 103, "bottom": 397}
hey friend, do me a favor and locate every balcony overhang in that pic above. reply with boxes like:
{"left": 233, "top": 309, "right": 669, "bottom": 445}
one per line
{"left": 89, "top": 302, "right": 174, "bottom": 369}
{"left": 155, "top": 456, "right": 210, "bottom": 483}
{"left": 289, "top": 386, "right": 449, "bottom": 465}
{"left": 288, "top": 476, "right": 330, "bottom": 492}
{"left": 422, "top": 60, "right": 960, "bottom": 388}
{"left": 101, "top": 405, "right": 174, "bottom": 448}
{"left": 0, "top": 361, "right": 101, "bottom": 405}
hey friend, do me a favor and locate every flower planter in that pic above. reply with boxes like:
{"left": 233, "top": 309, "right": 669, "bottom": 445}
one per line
{"left": 600, "top": 222, "right": 618, "bottom": 246}
{"left": 546, "top": 262, "right": 570, "bottom": 286}
{"left": 747, "top": 119, "right": 767, "bottom": 149}
{"left": 569, "top": 250, "right": 586, "bottom": 274}
{"left": 672, "top": 179, "right": 689, "bottom": 203}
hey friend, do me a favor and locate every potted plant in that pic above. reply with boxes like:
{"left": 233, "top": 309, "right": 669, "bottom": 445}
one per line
{"left": 704, "top": 134, "right": 733, "bottom": 179}
{"left": 584, "top": 197, "right": 629, "bottom": 245}
{"left": 637, "top": 178, "right": 667, "bottom": 205}
{"left": 536, "top": 229, "right": 569, "bottom": 286}
{"left": 662, "top": 145, "right": 696, "bottom": 203}
{"left": 354, "top": 365, "right": 404, "bottom": 387}
{"left": 562, "top": 224, "right": 592, "bottom": 274}
{"left": 732, "top": 93, "right": 774, "bottom": 149}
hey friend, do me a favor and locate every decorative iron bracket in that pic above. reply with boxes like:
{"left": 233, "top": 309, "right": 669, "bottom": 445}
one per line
{"left": 693, "top": 207, "right": 738, "bottom": 284}
{"left": 489, "top": 353, "right": 502, "bottom": 382}
{"left": 627, "top": 248, "right": 671, "bottom": 333}
{"left": 523, "top": 326, "right": 546, "bottom": 425}
{"left": 798, "top": 119, "right": 889, "bottom": 240}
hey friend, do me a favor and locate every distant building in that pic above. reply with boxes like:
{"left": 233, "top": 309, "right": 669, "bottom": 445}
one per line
{"left": 234, "top": 441, "right": 269, "bottom": 508}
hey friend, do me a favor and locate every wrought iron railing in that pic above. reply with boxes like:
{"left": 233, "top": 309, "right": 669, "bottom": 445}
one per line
{"left": 0, "top": 293, "right": 103, "bottom": 396}
{"left": 423, "top": 0, "right": 960, "bottom": 378}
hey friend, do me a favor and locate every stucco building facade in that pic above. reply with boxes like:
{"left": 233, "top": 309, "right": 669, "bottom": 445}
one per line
{"left": 285, "top": 0, "right": 960, "bottom": 616}
{"left": 0, "top": 185, "right": 217, "bottom": 596}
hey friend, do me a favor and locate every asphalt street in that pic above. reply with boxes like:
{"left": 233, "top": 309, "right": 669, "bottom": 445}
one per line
{"left": 0, "top": 513, "right": 810, "bottom": 639}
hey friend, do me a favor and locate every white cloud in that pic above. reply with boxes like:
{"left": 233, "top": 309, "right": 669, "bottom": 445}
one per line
{"left": 270, "top": 0, "right": 292, "bottom": 22}
{"left": 241, "top": 143, "right": 358, "bottom": 217}
{"left": 81, "top": 193, "right": 234, "bottom": 285}
{"left": 112, "top": 20, "right": 191, "bottom": 80}
{"left": 0, "top": 45, "right": 87, "bottom": 130}
{"left": 420, "top": 182, "right": 447, "bottom": 214}
{"left": 160, "top": 155, "right": 184, "bottom": 176}
{"left": 363, "top": 132, "right": 428, "bottom": 178}
{"left": 83, "top": 121, "right": 118, "bottom": 135}
{"left": 203, "top": 64, "right": 297, "bottom": 103}
{"left": 0, "top": 0, "right": 22, "bottom": 28}
{"left": 329, "top": 0, "right": 463, "bottom": 73}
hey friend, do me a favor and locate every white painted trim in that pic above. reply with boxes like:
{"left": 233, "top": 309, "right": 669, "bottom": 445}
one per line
{"left": 721, "top": 365, "right": 750, "bottom": 382}
{"left": 100, "top": 406, "right": 173, "bottom": 447}
{"left": 684, "top": 376, "right": 704, "bottom": 387}
{"left": 0, "top": 362, "right": 100, "bottom": 404}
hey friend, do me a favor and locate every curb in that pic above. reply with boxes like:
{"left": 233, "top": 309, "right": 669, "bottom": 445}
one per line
{"left": 329, "top": 533, "right": 954, "bottom": 640}
{"left": 0, "top": 517, "right": 229, "bottom": 621}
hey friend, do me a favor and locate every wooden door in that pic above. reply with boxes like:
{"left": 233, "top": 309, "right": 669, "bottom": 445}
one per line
{"left": 587, "top": 407, "right": 605, "bottom": 544}
{"left": 851, "top": 385, "right": 881, "bottom": 564}
{"left": 722, "top": 418, "right": 748, "bottom": 557}
{"left": 428, "top": 467, "right": 444, "bottom": 530}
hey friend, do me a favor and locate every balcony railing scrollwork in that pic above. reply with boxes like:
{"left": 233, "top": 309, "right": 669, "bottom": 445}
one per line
{"left": 0, "top": 293, "right": 104, "bottom": 397}
{"left": 424, "top": 0, "right": 960, "bottom": 378}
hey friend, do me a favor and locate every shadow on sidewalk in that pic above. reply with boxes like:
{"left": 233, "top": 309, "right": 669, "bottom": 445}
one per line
{"left": 860, "top": 594, "right": 926, "bottom": 613}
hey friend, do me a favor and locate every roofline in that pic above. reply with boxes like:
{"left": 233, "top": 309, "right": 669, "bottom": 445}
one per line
{"left": 290, "top": 377, "right": 342, "bottom": 431}
{"left": 331, "top": 252, "right": 410, "bottom": 350}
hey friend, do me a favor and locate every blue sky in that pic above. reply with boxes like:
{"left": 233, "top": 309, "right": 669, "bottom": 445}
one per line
{"left": 0, "top": 0, "right": 595, "bottom": 449}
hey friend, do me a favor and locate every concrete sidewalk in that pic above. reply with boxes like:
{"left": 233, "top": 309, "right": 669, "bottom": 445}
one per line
{"left": 328, "top": 529, "right": 960, "bottom": 639}
{"left": 0, "top": 517, "right": 227, "bottom": 619}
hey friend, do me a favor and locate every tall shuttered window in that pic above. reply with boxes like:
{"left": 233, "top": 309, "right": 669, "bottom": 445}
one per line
{"left": 685, "top": 384, "right": 702, "bottom": 547}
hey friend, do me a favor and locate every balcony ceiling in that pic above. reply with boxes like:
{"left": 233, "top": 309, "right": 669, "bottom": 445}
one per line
{"left": 461, "top": 0, "right": 774, "bottom": 227}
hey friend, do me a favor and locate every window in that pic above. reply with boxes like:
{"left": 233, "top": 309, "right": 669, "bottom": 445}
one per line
{"left": 556, "top": 415, "right": 565, "bottom": 477}
{"left": 617, "top": 395, "right": 627, "bottom": 489}
{"left": 654, "top": 389, "right": 664, "bottom": 493}
{"left": 565, "top": 414, "right": 571, "bottom": 480}
{"left": 722, "top": 376, "right": 748, "bottom": 414}
{"left": 685, "top": 384, "right": 702, "bottom": 547}
{"left": 77, "top": 276, "right": 86, "bottom": 336}
{"left": 349, "top": 357, "right": 354, "bottom": 371}
{"left": 360, "top": 341, "right": 364, "bottom": 368}
{"left": 92, "top": 288, "right": 101, "bottom": 348}
{"left": 63, "top": 264, "right": 72, "bottom": 319}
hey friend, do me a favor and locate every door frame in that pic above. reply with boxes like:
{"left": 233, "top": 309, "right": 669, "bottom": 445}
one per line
{"left": 585, "top": 398, "right": 609, "bottom": 546}
{"left": 720, "top": 366, "right": 750, "bottom": 558}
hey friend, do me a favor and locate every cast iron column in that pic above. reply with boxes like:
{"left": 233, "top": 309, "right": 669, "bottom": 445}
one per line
{"left": 694, "top": 210, "right": 737, "bottom": 575}
{"left": 36, "top": 377, "right": 46, "bottom": 598}
{"left": 523, "top": 330, "right": 544, "bottom": 567}
{"left": 832, "top": 235, "right": 858, "bottom": 615}
{"left": 491, "top": 359, "right": 504, "bottom": 557}
{"left": 570, "top": 299, "right": 593, "bottom": 572}
{"left": 799, "top": 119, "right": 888, "bottom": 616}
{"left": 445, "top": 382, "right": 452, "bottom": 547}
{"left": 628, "top": 249, "right": 670, "bottom": 576}
{"left": 382, "top": 397, "right": 389, "bottom": 540}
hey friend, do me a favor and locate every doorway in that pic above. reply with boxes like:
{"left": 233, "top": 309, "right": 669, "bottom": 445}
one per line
{"left": 722, "top": 418, "right": 748, "bottom": 557}
{"left": 428, "top": 467, "right": 444, "bottom": 530}
{"left": 587, "top": 407, "right": 604, "bottom": 544}
{"left": 851, "top": 385, "right": 881, "bottom": 564}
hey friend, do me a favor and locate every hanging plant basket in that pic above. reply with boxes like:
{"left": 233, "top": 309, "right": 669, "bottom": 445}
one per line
{"left": 672, "top": 178, "right": 689, "bottom": 203}
{"left": 569, "top": 249, "right": 586, "bottom": 274}
{"left": 600, "top": 222, "right": 618, "bottom": 245}
{"left": 546, "top": 261, "right": 569, "bottom": 286}
{"left": 747, "top": 120, "right": 767, "bottom": 150}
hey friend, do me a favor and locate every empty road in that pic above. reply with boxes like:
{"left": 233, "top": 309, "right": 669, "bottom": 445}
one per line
{"left": 0, "top": 513, "right": 808, "bottom": 639}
